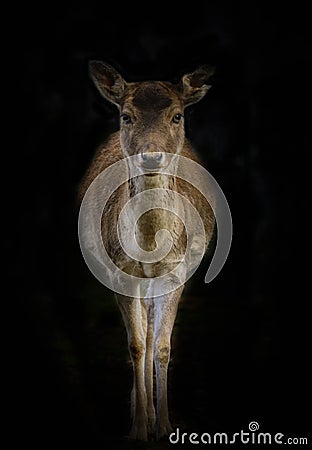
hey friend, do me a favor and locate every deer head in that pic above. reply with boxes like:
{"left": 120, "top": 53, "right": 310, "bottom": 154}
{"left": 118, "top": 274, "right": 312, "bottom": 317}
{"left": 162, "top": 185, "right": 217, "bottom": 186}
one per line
{"left": 89, "top": 61, "right": 214, "bottom": 172}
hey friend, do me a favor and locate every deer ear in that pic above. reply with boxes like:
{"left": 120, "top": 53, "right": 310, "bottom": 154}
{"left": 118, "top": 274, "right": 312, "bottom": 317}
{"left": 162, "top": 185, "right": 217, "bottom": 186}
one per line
{"left": 180, "top": 65, "right": 215, "bottom": 107}
{"left": 89, "top": 61, "right": 127, "bottom": 107}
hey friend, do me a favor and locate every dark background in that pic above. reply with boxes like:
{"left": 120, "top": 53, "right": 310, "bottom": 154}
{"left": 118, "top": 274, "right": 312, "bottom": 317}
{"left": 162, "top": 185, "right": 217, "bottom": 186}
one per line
{"left": 11, "top": 1, "right": 311, "bottom": 447}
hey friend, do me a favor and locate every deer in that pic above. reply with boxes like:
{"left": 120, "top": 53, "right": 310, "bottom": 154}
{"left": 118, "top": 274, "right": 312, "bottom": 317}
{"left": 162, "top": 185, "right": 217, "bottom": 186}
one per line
{"left": 78, "top": 61, "right": 215, "bottom": 441}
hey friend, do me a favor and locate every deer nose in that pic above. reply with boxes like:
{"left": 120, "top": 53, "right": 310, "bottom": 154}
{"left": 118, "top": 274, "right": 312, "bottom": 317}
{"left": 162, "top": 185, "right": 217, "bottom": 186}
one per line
{"left": 141, "top": 151, "right": 163, "bottom": 162}
{"left": 140, "top": 152, "right": 163, "bottom": 169}
{"left": 139, "top": 144, "right": 164, "bottom": 169}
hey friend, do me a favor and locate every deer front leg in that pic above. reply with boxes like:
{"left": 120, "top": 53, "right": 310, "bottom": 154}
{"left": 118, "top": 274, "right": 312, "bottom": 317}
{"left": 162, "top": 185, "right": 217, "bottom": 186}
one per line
{"left": 153, "top": 286, "right": 182, "bottom": 440}
{"left": 116, "top": 295, "right": 148, "bottom": 441}
{"left": 144, "top": 298, "right": 156, "bottom": 435}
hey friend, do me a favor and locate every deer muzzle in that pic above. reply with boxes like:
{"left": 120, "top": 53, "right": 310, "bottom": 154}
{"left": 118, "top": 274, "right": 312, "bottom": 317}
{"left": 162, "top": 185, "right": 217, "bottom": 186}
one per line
{"left": 135, "top": 143, "right": 168, "bottom": 171}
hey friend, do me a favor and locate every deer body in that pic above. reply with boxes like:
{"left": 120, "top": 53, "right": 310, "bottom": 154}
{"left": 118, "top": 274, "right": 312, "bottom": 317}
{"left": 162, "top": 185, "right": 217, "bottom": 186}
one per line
{"left": 80, "top": 63, "right": 215, "bottom": 440}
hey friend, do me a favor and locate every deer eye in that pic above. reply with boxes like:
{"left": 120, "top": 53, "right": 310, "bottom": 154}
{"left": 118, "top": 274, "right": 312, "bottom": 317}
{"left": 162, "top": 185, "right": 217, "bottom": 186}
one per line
{"left": 120, "top": 113, "right": 132, "bottom": 124}
{"left": 172, "top": 113, "right": 183, "bottom": 124}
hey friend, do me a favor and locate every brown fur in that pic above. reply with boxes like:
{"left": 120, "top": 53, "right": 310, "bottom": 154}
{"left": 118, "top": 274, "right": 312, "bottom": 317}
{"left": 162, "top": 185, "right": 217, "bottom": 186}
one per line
{"left": 80, "top": 63, "right": 215, "bottom": 440}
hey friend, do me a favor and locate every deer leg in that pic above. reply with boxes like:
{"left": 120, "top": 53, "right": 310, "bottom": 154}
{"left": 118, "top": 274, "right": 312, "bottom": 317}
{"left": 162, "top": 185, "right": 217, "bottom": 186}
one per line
{"left": 116, "top": 294, "right": 148, "bottom": 441}
{"left": 153, "top": 286, "right": 182, "bottom": 440}
{"left": 144, "top": 297, "right": 156, "bottom": 435}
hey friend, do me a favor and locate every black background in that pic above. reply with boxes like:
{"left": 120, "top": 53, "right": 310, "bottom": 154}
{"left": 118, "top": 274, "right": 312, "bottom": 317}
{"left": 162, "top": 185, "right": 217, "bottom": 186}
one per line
{"left": 11, "top": 1, "right": 311, "bottom": 448}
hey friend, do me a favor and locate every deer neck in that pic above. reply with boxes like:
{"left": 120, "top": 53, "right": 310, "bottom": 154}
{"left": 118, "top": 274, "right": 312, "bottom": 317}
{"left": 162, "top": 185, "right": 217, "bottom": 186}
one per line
{"left": 128, "top": 174, "right": 179, "bottom": 252}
